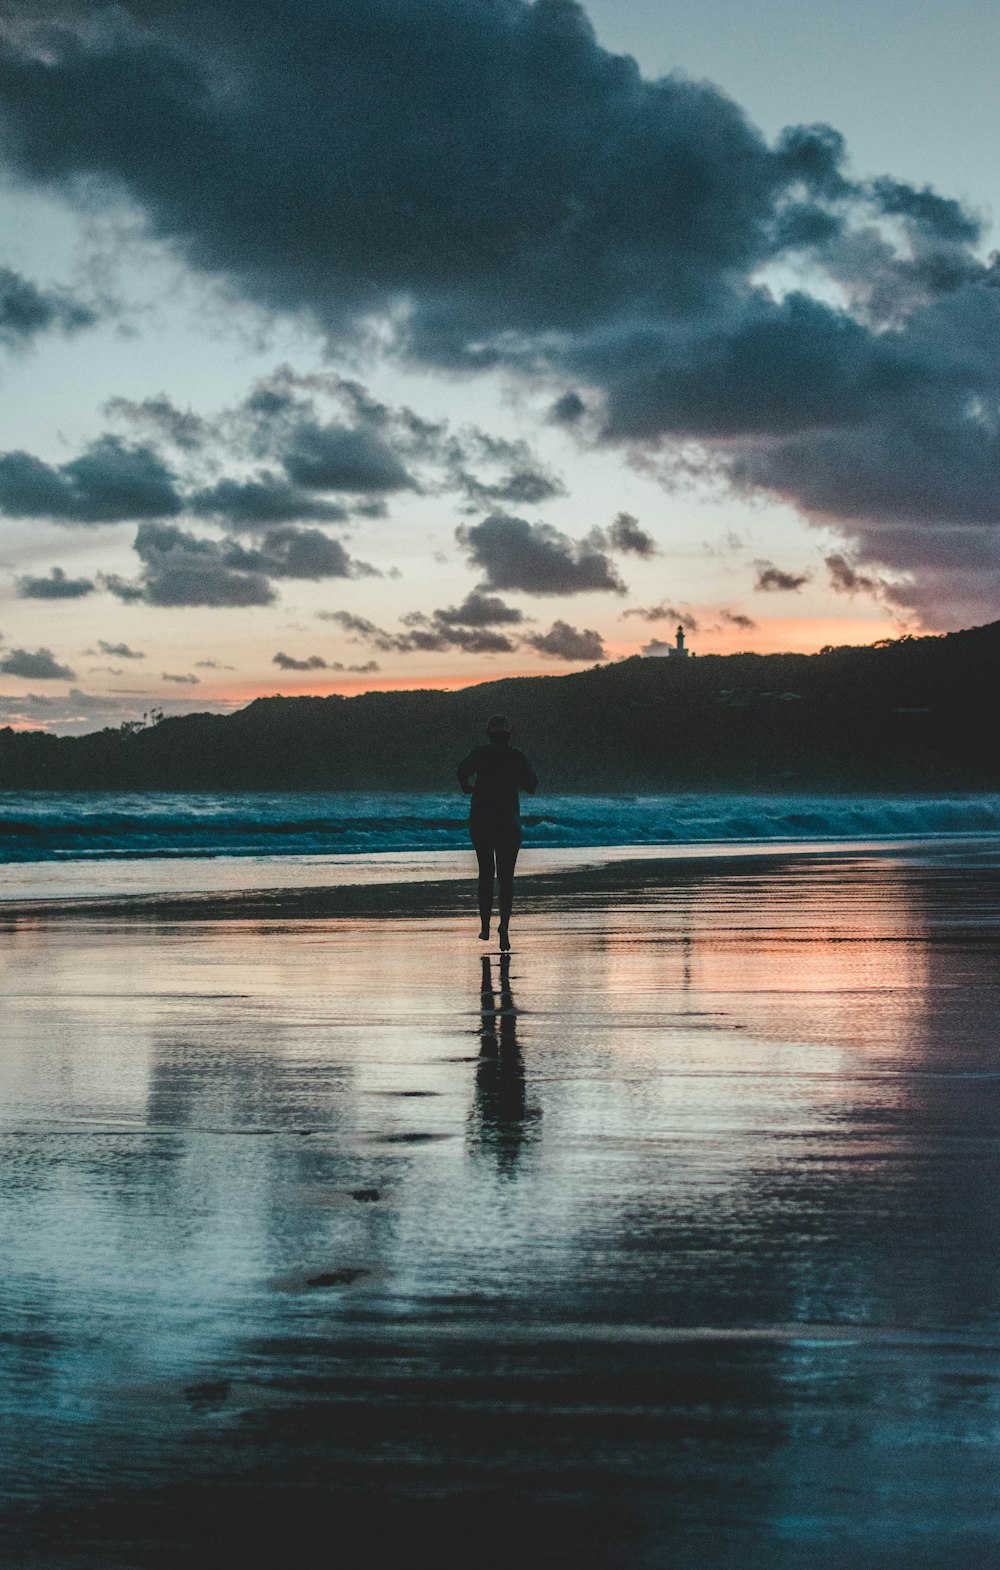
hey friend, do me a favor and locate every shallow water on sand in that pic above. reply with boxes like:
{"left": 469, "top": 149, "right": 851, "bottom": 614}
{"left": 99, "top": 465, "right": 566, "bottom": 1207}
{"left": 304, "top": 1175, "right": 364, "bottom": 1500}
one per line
{"left": 2, "top": 851, "right": 1000, "bottom": 1567}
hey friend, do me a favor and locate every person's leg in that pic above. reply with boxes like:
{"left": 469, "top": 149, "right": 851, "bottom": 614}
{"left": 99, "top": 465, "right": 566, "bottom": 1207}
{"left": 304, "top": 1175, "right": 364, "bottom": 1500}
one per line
{"left": 495, "top": 829, "right": 522, "bottom": 948}
{"left": 471, "top": 830, "right": 496, "bottom": 938}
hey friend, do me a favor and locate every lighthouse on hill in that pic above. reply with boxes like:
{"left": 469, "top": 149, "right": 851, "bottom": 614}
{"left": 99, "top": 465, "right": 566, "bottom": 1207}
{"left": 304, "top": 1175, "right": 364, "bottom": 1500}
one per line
{"left": 641, "top": 623, "right": 694, "bottom": 659}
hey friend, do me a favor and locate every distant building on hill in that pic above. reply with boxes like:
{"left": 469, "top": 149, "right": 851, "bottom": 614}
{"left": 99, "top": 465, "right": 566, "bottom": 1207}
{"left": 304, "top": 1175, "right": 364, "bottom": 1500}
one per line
{"left": 642, "top": 624, "right": 694, "bottom": 659}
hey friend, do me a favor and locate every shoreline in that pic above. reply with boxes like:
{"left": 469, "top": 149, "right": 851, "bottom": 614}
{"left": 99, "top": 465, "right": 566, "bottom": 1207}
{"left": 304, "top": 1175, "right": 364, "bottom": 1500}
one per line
{"left": 3, "top": 833, "right": 997, "bottom": 923}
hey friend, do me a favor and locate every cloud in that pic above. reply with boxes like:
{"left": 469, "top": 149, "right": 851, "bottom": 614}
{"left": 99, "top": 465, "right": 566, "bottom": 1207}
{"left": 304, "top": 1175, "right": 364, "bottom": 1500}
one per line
{"left": 0, "top": 691, "right": 59, "bottom": 723}
{"left": 754, "top": 562, "right": 810, "bottom": 592}
{"left": 456, "top": 463, "right": 564, "bottom": 510}
{"left": 401, "top": 613, "right": 519, "bottom": 654}
{"left": 433, "top": 592, "right": 524, "bottom": 627}
{"left": 623, "top": 603, "right": 699, "bottom": 630}
{"left": 0, "top": 646, "right": 75, "bottom": 679}
{"left": 0, "top": 265, "right": 97, "bottom": 349}
{"left": 101, "top": 520, "right": 370, "bottom": 607}
{"left": 525, "top": 621, "right": 605, "bottom": 662}
{"left": 194, "top": 658, "right": 234, "bottom": 669}
{"left": 0, "top": 438, "right": 181, "bottom": 524}
{"left": 606, "top": 512, "right": 657, "bottom": 557}
{"left": 2, "top": 0, "right": 999, "bottom": 621}
{"left": 273, "top": 652, "right": 328, "bottom": 671}
{"left": 162, "top": 671, "right": 199, "bottom": 684}
{"left": 272, "top": 651, "right": 380, "bottom": 672}
{"left": 97, "top": 640, "right": 144, "bottom": 658}
{"left": 720, "top": 609, "right": 757, "bottom": 630}
{"left": 0, "top": 0, "right": 829, "bottom": 357}
{"left": 459, "top": 513, "right": 625, "bottom": 596}
{"left": 104, "top": 522, "right": 276, "bottom": 607}
{"left": 442, "top": 430, "right": 566, "bottom": 511}
{"left": 2, "top": 361, "right": 562, "bottom": 580}
{"left": 16, "top": 565, "right": 95, "bottom": 598}
{"left": 190, "top": 476, "right": 350, "bottom": 528}
{"left": 825, "top": 553, "right": 884, "bottom": 596}
{"left": 222, "top": 525, "right": 359, "bottom": 581}
{"left": 105, "top": 394, "right": 209, "bottom": 451}
{"left": 318, "top": 608, "right": 517, "bottom": 656}
{"left": 281, "top": 422, "right": 414, "bottom": 493}
{"left": 0, "top": 687, "right": 213, "bottom": 732}
{"left": 550, "top": 392, "right": 587, "bottom": 426}
{"left": 318, "top": 611, "right": 390, "bottom": 644}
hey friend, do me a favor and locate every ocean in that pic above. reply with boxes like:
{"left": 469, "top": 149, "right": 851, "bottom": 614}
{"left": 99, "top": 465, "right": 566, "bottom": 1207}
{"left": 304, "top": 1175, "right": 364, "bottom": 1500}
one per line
{"left": 2, "top": 789, "right": 999, "bottom": 864}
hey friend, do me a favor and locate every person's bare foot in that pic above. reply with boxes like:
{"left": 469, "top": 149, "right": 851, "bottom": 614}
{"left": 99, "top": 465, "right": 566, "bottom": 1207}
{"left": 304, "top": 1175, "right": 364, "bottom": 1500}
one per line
{"left": 479, "top": 924, "right": 490, "bottom": 941}
{"left": 498, "top": 924, "right": 510, "bottom": 952}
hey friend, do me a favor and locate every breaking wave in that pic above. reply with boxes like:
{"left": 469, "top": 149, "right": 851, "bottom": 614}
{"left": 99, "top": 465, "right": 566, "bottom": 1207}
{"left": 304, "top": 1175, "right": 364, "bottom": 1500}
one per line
{"left": 2, "top": 791, "right": 999, "bottom": 863}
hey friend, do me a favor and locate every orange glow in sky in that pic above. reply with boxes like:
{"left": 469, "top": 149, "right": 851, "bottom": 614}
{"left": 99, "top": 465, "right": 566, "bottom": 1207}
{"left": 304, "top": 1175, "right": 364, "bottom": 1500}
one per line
{"left": 202, "top": 614, "right": 908, "bottom": 709}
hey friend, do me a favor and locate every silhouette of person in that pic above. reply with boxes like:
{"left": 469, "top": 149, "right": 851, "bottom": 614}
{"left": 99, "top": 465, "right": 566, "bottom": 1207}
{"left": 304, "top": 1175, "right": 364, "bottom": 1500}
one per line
{"left": 471, "top": 953, "right": 529, "bottom": 1168}
{"left": 457, "top": 715, "right": 537, "bottom": 951}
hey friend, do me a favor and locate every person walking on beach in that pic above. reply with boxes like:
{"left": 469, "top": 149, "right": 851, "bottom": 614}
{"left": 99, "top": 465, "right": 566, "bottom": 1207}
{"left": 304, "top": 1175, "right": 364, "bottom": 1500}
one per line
{"left": 457, "top": 716, "right": 537, "bottom": 951}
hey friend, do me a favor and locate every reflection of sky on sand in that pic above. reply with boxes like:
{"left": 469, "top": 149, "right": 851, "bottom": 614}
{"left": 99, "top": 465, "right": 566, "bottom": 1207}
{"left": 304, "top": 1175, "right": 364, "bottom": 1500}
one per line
{"left": 2, "top": 852, "right": 1000, "bottom": 1565}
{"left": 0, "top": 833, "right": 987, "bottom": 905}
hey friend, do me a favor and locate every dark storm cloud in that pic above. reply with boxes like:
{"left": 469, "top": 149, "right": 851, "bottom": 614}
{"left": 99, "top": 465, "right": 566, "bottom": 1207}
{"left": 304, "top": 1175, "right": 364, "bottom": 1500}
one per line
{"left": 754, "top": 562, "right": 810, "bottom": 592}
{"left": 0, "top": 646, "right": 75, "bottom": 679}
{"left": 525, "top": 621, "right": 605, "bottom": 661}
{"left": 0, "top": 0, "right": 789, "bottom": 345}
{"left": 0, "top": 437, "right": 181, "bottom": 523}
{"left": 0, "top": 265, "right": 97, "bottom": 348}
{"left": 16, "top": 565, "right": 95, "bottom": 598}
{"left": 606, "top": 512, "right": 656, "bottom": 557}
{"left": 1, "top": 0, "right": 998, "bottom": 621}
{"left": 459, "top": 513, "right": 625, "bottom": 596}
{"left": 623, "top": 603, "right": 699, "bottom": 630}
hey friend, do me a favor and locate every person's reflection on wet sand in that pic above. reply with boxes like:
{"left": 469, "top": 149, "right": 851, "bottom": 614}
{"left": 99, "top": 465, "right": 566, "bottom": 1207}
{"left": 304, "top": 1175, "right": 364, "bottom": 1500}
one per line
{"left": 470, "top": 954, "right": 533, "bottom": 1168}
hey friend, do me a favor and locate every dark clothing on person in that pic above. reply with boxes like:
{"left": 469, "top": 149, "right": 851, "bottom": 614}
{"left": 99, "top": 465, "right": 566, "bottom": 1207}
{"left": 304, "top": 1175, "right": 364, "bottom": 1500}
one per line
{"left": 456, "top": 741, "right": 537, "bottom": 830}
{"left": 457, "top": 738, "right": 537, "bottom": 935}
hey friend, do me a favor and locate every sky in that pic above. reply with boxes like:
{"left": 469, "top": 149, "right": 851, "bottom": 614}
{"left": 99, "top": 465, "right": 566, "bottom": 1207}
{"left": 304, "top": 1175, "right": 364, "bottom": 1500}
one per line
{"left": 0, "top": 0, "right": 998, "bottom": 732}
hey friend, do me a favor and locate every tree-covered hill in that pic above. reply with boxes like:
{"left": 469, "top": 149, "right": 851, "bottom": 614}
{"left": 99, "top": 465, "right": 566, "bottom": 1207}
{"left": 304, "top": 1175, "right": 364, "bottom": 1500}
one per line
{"left": 2, "top": 621, "right": 998, "bottom": 793}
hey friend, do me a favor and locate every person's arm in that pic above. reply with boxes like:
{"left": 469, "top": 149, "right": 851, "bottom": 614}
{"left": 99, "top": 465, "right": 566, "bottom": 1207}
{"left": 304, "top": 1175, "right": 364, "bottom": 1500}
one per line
{"left": 518, "top": 753, "right": 538, "bottom": 795}
{"left": 457, "top": 749, "right": 478, "bottom": 794}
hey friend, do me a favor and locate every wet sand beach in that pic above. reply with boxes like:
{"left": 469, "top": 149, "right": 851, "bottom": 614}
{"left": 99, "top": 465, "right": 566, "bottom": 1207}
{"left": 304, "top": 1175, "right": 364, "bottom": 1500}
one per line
{"left": 2, "top": 844, "right": 1000, "bottom": 1568}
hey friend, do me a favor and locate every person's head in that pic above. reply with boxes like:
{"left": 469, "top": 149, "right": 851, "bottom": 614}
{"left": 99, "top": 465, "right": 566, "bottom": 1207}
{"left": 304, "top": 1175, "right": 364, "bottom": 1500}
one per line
{"left": 486, "top": 714, "right": 511, "bottom": 743}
